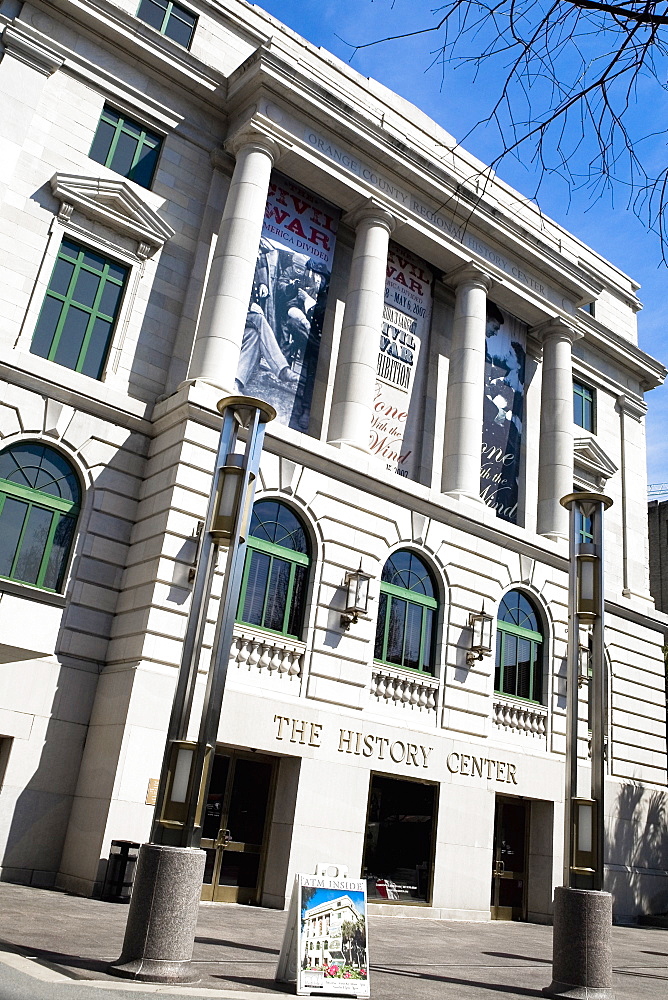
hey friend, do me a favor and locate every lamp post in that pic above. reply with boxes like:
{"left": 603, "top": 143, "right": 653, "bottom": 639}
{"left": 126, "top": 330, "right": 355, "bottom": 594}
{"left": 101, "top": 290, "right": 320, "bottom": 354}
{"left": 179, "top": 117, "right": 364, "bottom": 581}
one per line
{"left": 110, "top": 396, "right": 275, "bottom": 984}
{"left": 545, "top": 491, "right": 614, "bottom": 1000}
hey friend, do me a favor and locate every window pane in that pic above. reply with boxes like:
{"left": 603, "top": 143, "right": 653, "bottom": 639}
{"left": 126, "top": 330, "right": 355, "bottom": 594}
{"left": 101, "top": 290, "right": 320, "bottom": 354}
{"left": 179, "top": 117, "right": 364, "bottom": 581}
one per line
{"left": 137, "top": 0, "right": 167, "bottom": 31}
{"left": 74, "top": 268, "right": 102, "bottom": 309}
{"left": 0, "top": 497, "right": 28, "bottom": 578}
{"left": 53, "top": 306, "right": 89, "bottom": 370}
{"left": 421, "top": 608, "right": 434, "bottom": 673}
{"left": 287, "top": 564, "right": 307, "bottom": 637}
{"left": 494, "top": 630, "right": 502, "bottom": 691}
{"left": 107, "top": 261, "right": 128, "bottom": 283}
{"left": 574, "top": 391, "right": 584, "bottom": 427}
{"left": 89, "top": 118, "right": 115, "bottom": 166}
{"left": 60, "top": 239, "right": 80, "bottom": 261}
{"left": 164, "top": 10, "right": 195, "bottom": 47}
{"left": 31, "top": 297, "right": 63, "bottom": 358}
{"left": 33, "top": 447, "right": 80, "bottom": 503}
{"left": 264, "top": 558, "right": 290, "bottom": 632}
{"left": 502, "top": 633, "right": 518, "bottom": 696}
{"left": 13, "top": 505, "right": 53, "bottom": 585}
{"left": 131, "top": 141, "right": 160, "bottom": 188}
{"left": 111, "top": 130, "right": 138, "bottom": 178}
{"left": 385, "top": 598, "right": 406, "bottom": 666}
{"left": 516, "top": 637, "right": 532, "bottom": 699}
{"left": 82, "top": 248, "right": 107, "bottom": 272}
{"left": 81, "top": 318, "right": 113, "bottom": 379}
{"left": 43, "top": 513, "right": 76, "bottom": 590}
{"left": 403, "top": 602, "right": 422, "bottom": 671}
{"left": 240, "top": 550, "right": 270, "bottom": 626}
{"left": 99, "top": 278, "right": 124, "bottom": 318}
{"left": 50, "top": 257, "right": 76, "bottom": 297}
{"left": 374, "top": 592, "right": 387, "bottom": 660}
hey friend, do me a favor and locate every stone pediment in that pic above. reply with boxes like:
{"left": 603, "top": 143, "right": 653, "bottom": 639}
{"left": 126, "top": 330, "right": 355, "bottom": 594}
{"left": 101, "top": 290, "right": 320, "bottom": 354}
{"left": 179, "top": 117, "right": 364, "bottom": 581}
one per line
{"left": 574, "top": 435, "right": 618, "bottom": 489}
{"left": 50, "top": 173, "right": 175, "bottom": 257}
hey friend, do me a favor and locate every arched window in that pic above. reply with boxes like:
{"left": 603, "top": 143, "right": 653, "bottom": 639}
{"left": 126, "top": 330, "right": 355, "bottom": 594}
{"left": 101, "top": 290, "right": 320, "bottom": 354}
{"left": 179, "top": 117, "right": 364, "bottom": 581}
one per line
{"left": 374, "top": 550, "right": 437, "bottom": 674}
{"left": 237, "top": 499, "right": 310, "bottom": 638}
{"left": 495, "top": 590, "right": 544, "bottom": 703}
{"left": 0, "top": 442, "right": 81, "bottom": 592}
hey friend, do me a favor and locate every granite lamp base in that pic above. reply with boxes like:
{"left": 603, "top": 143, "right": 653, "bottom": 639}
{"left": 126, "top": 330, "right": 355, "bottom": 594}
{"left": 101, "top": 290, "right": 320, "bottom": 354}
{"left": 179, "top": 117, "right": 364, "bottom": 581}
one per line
{"left": 543, "top": 886, "right": 613, "bottom": 1000}
{"left": 108, "top": 843, "right": 206, "bottom": 984}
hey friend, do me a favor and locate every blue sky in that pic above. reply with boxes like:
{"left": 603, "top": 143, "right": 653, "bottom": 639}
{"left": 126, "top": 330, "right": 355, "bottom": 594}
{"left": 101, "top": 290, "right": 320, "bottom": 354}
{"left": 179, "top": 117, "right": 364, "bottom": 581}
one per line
{"left": 255, "top": 0, "right": 668, "bottom": 490}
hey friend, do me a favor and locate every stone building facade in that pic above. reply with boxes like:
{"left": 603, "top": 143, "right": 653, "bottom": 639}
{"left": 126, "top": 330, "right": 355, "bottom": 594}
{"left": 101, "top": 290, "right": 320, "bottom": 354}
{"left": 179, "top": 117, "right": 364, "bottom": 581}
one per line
{"left": 0, "top": 0, "right": 667, "bottom": 921}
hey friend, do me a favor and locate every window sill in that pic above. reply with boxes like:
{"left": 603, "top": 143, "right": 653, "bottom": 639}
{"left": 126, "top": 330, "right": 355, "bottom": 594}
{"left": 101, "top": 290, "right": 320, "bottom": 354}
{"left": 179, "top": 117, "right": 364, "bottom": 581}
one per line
{"left": 0, "top": 579, "right": 67, "bottom": 608}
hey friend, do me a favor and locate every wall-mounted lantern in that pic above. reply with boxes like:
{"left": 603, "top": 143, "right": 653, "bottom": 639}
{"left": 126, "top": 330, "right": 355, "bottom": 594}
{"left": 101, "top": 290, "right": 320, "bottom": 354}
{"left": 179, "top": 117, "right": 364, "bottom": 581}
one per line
{"left": 340, "top": 562, "right": 371, "bottom": 630}
{"left": 467, "top": 607, "right": 494, "bottom": 664}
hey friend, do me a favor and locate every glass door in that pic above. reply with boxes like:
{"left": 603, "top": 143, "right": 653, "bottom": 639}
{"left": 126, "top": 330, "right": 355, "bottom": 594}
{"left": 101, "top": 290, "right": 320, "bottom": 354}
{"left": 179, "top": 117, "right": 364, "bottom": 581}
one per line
{"left": 491, "top": 796, "right": 529, "bottom": 920}
{"left": 201, "top": 751, "right": 275, "bottom": 903}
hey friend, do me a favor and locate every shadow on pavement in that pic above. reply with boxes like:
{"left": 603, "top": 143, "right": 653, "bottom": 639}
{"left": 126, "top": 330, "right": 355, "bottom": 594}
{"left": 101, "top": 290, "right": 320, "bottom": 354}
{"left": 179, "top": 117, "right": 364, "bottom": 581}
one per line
{"left": 369, "top": 967, "right": 547, "bottom": 997}
{"left": 195, "top": 937, "right": 280, "bottom": 954}
{"left": 482, "top": 952, "right": 551, "bottom": 965}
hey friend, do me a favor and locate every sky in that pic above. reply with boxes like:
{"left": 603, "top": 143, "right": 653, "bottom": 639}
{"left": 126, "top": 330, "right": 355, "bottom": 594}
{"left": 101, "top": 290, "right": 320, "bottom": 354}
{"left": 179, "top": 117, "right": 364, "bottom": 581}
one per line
{"left": 254, "top": 0, "right": 668, "bottom": 492}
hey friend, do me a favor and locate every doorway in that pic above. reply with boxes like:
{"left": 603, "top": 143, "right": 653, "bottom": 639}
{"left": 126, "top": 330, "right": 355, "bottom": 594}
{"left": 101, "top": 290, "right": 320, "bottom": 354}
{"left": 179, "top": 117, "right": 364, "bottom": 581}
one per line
{"left": 491, "top": 796, "right": 529, "bottom": 920}
{"left": 201, "top": 750, "right": 275, "bottom": 903}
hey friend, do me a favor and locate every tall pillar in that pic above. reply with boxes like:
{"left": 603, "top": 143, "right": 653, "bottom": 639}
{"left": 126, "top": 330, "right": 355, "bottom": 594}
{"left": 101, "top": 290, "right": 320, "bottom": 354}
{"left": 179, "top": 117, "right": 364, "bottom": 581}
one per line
{"left": 187, "top": 131, "right": 279, "bottom": 390}
{"left": 327, "top": 205, "right": 395, "bottom": 452}
{"left": 536, "top": 319, "right": 582, "bottom": 539}
{"left": 441, "top": 265, "right": 492, "bottom": 501}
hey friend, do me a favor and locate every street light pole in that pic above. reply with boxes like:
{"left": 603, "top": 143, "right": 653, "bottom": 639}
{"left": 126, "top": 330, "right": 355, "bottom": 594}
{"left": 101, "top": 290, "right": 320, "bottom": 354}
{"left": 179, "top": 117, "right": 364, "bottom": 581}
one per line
{"left": 545, "top": 491, "right": 614, "bottom": 1000}
{"left": 110, "top": 396, "right": 275, "bottom": 985}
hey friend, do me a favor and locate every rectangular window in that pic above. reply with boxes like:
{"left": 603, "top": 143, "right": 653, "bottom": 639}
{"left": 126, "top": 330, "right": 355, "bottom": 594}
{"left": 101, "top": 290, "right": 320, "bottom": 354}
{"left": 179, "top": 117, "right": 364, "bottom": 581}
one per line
{"left": 89, "top": 106, "right": 162, "bottom": 189}
{"left": 573, "top": 380, "right": 595, "bottom": 432}
{"left": 30, "top": 238, "right": 128, "bottom": 379}
{"left": 136, "top": 0, "right": 197, "bottom": 48}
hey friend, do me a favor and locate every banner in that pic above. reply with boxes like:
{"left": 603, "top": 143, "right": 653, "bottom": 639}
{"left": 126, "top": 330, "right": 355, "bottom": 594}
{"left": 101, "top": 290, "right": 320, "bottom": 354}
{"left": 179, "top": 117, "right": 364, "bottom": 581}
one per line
{"left": 480, "top": 302, "right": 527, "bottom": 523}
{"left": 295, "top": 874, "right": 370, "bottom": 996}
{"left": 371, "top": 243, "right": 433, "bottom": 480}
{"left": 235, "top": 173, "right": 340, "bottom": 432}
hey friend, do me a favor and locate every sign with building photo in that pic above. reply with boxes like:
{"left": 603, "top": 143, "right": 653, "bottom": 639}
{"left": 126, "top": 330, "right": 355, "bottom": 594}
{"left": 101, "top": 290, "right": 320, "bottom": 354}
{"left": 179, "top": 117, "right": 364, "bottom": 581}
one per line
{"left": 481, "top": 302, "right": 527, "bottom": 523}
{"left": 236, "top": 173, "right": 340, "bottom": 432}
{"left": 292, "top": 874, "right": 370, "bottom": 996}
{"left": 371, "top": 244, "right": 433, "bottom": 480}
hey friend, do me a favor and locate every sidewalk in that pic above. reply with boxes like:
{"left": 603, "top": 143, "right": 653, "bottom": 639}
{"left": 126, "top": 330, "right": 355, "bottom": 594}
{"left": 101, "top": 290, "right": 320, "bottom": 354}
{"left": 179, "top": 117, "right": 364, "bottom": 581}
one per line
{"left": 0, "top": 883, "right": 665, "bottom": 1000}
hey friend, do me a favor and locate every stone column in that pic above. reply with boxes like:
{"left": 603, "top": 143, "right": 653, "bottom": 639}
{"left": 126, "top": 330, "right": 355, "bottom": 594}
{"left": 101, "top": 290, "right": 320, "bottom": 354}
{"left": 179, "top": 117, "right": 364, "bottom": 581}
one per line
{"left": 536, "top": 319, "right": 582, "bottom": 539}
{"left": 187, "top": 131, "right": 278, "bottom": 390}
{"left": 327, "top": 205, "right": 395, "bottom": 452}
{"left": 441, "top": 265, "right": 492, "bottom": 501}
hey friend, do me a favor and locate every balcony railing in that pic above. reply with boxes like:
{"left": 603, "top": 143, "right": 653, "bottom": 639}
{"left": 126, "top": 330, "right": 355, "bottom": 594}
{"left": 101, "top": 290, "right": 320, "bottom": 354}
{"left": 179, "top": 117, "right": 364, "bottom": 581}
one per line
{"left": 230, "top": 625, "right": 305, "bottom": 680}
{"left": 493, "top": 695, "right": 548, "bottom": 738}
{"left": 370, "top": 664, "right": 439, "bottom": 712}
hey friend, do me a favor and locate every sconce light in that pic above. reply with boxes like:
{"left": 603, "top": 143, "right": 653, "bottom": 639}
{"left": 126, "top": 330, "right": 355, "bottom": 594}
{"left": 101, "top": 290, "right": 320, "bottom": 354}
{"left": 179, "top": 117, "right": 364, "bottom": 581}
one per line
{"left": 571, "top": 796, "right": 597, "bottom": 874}
{"left": 340, "top": 562, "right": 371, "bottom": 630}
{"left": 577, "top": 633, "right": 591, "bottom": 688}
{"left": 576, "top": 543, "right": 600, "bottom": 623}
{"left": 467, "top": 607, "right": 494, "bottom": 664}
{"left": 210, "top": 455, "right": 255, "bottom": 543}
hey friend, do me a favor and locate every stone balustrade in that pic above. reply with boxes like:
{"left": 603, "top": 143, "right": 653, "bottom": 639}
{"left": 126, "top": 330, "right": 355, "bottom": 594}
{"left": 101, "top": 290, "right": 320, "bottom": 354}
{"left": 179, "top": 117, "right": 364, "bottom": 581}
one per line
{"left": 370, "top": 665, "right": 439, "bottom": 711}
{"left": 230, "top": 626, "right": 305, "bottom": 679}
{"left": 493, "top": 696, "right": 548, "bottom": 738}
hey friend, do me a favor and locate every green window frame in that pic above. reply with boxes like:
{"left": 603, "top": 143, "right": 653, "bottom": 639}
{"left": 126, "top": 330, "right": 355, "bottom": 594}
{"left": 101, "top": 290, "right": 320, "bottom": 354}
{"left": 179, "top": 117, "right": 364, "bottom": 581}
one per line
{"left": 374, "top": 550, "right": 437, "bottom": 674}
{"left": 237, "top": 500, "right": 310, "bottom": 639}
{"left": 495, "top": 590, "right": 544, "bottom": 704}
{"left": 89, "top": 106, "right": 162, "bottom": 189}
{"left": 30, "top": 238, "right": 128, "bottom": 379}
{"left": 136, "top": 0, "right": 197, "bottom": 48}
{"left": 573, "top": 380, "right": 595, "bottom": 432}
{"left": 0, "top": 442, "right": 81, "bottom": 593}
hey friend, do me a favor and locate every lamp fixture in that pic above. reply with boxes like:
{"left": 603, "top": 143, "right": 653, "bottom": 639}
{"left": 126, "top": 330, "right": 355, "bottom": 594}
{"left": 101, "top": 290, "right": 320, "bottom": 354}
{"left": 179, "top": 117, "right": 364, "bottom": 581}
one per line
{"left": 467, "top": 606, "right": 494, "bottom": 664}
{"left": 340, "top": 561, "right": 371, "bottom": 630}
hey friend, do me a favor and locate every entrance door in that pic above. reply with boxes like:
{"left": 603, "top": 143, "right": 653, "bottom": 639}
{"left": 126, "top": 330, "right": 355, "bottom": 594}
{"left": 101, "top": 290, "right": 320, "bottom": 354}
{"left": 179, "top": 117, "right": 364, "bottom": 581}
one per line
{"left": 201, "top": 750, "right": 275, "bottom": 903}
{"left": 491, "top": 797, "right": 529, "bottom": 920}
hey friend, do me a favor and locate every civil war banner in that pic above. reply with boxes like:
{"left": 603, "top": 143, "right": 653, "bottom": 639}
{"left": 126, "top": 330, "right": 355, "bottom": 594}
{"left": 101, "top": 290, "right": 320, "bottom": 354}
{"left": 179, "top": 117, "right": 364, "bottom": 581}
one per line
{"left": 481, "top": 302, "right": 527, "bottom": 523}
{"left": 371, "top": 243, "right": 433, "bottom": 480}
{"left": 235, "top": 172, "right": 340, "bottom": 432}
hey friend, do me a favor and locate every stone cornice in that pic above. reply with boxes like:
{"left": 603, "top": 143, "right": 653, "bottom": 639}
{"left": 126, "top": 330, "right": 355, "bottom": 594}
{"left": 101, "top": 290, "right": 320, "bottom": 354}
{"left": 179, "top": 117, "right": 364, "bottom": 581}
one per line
{"left": 1, "top": 23, "right": 64, "bottom": 75}
{"left": 50, "top": 173, "right": 175, "bottom": 256}
{"left": 616, "top": 393, "right": 648, "bottom": 421}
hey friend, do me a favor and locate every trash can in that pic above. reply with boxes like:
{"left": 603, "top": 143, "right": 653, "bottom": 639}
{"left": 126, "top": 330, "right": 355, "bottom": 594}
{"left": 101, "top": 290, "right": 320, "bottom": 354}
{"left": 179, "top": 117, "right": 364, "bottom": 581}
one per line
{"left": 102, "top": 840, "right": 140, "bottom": 903}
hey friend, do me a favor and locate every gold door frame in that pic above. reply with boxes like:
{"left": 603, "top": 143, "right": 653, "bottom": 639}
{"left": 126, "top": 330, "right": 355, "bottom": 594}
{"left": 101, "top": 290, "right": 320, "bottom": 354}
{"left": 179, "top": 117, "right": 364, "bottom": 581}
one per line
{"left": 490, "top": 795, "right": 529, "bottom": 921}
{"left": 200, "top": 748, "right": 277, "bottom": 904}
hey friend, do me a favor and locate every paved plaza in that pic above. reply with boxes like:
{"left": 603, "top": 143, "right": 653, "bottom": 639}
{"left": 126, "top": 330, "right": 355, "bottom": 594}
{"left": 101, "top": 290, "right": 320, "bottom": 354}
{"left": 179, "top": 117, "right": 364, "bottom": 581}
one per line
{"left": 0, "top": 884, "right": 665, "bottom": 1000}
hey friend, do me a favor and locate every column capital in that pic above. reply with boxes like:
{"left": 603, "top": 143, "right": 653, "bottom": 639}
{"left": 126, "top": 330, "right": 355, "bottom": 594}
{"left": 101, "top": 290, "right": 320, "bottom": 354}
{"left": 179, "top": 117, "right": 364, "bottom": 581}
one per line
{"left": 224, "top": 123, "right": 283, "bottom": 162}
{"left": 342, "top": 199, "right": 398, "bottom": 234}
{"left": 532, "top": 316, "right": 583, "bottom": 345}
{"left": 444, "top": 262, "right": 494, "bottom": 293}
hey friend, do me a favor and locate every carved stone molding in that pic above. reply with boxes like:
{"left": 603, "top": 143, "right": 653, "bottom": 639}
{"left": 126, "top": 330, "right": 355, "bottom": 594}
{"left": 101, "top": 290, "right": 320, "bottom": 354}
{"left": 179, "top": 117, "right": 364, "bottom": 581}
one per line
{"left": 50, "top": 174, "right": 175, "bottom": 255}
{"left": 616, "top": 393, "right": 647, "bottom": 422}
{"left": 2, "top": 24, "right": 64, "bottom": 77}
{"left": 573, "top": 435, "right": 618, "bottom": 490}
